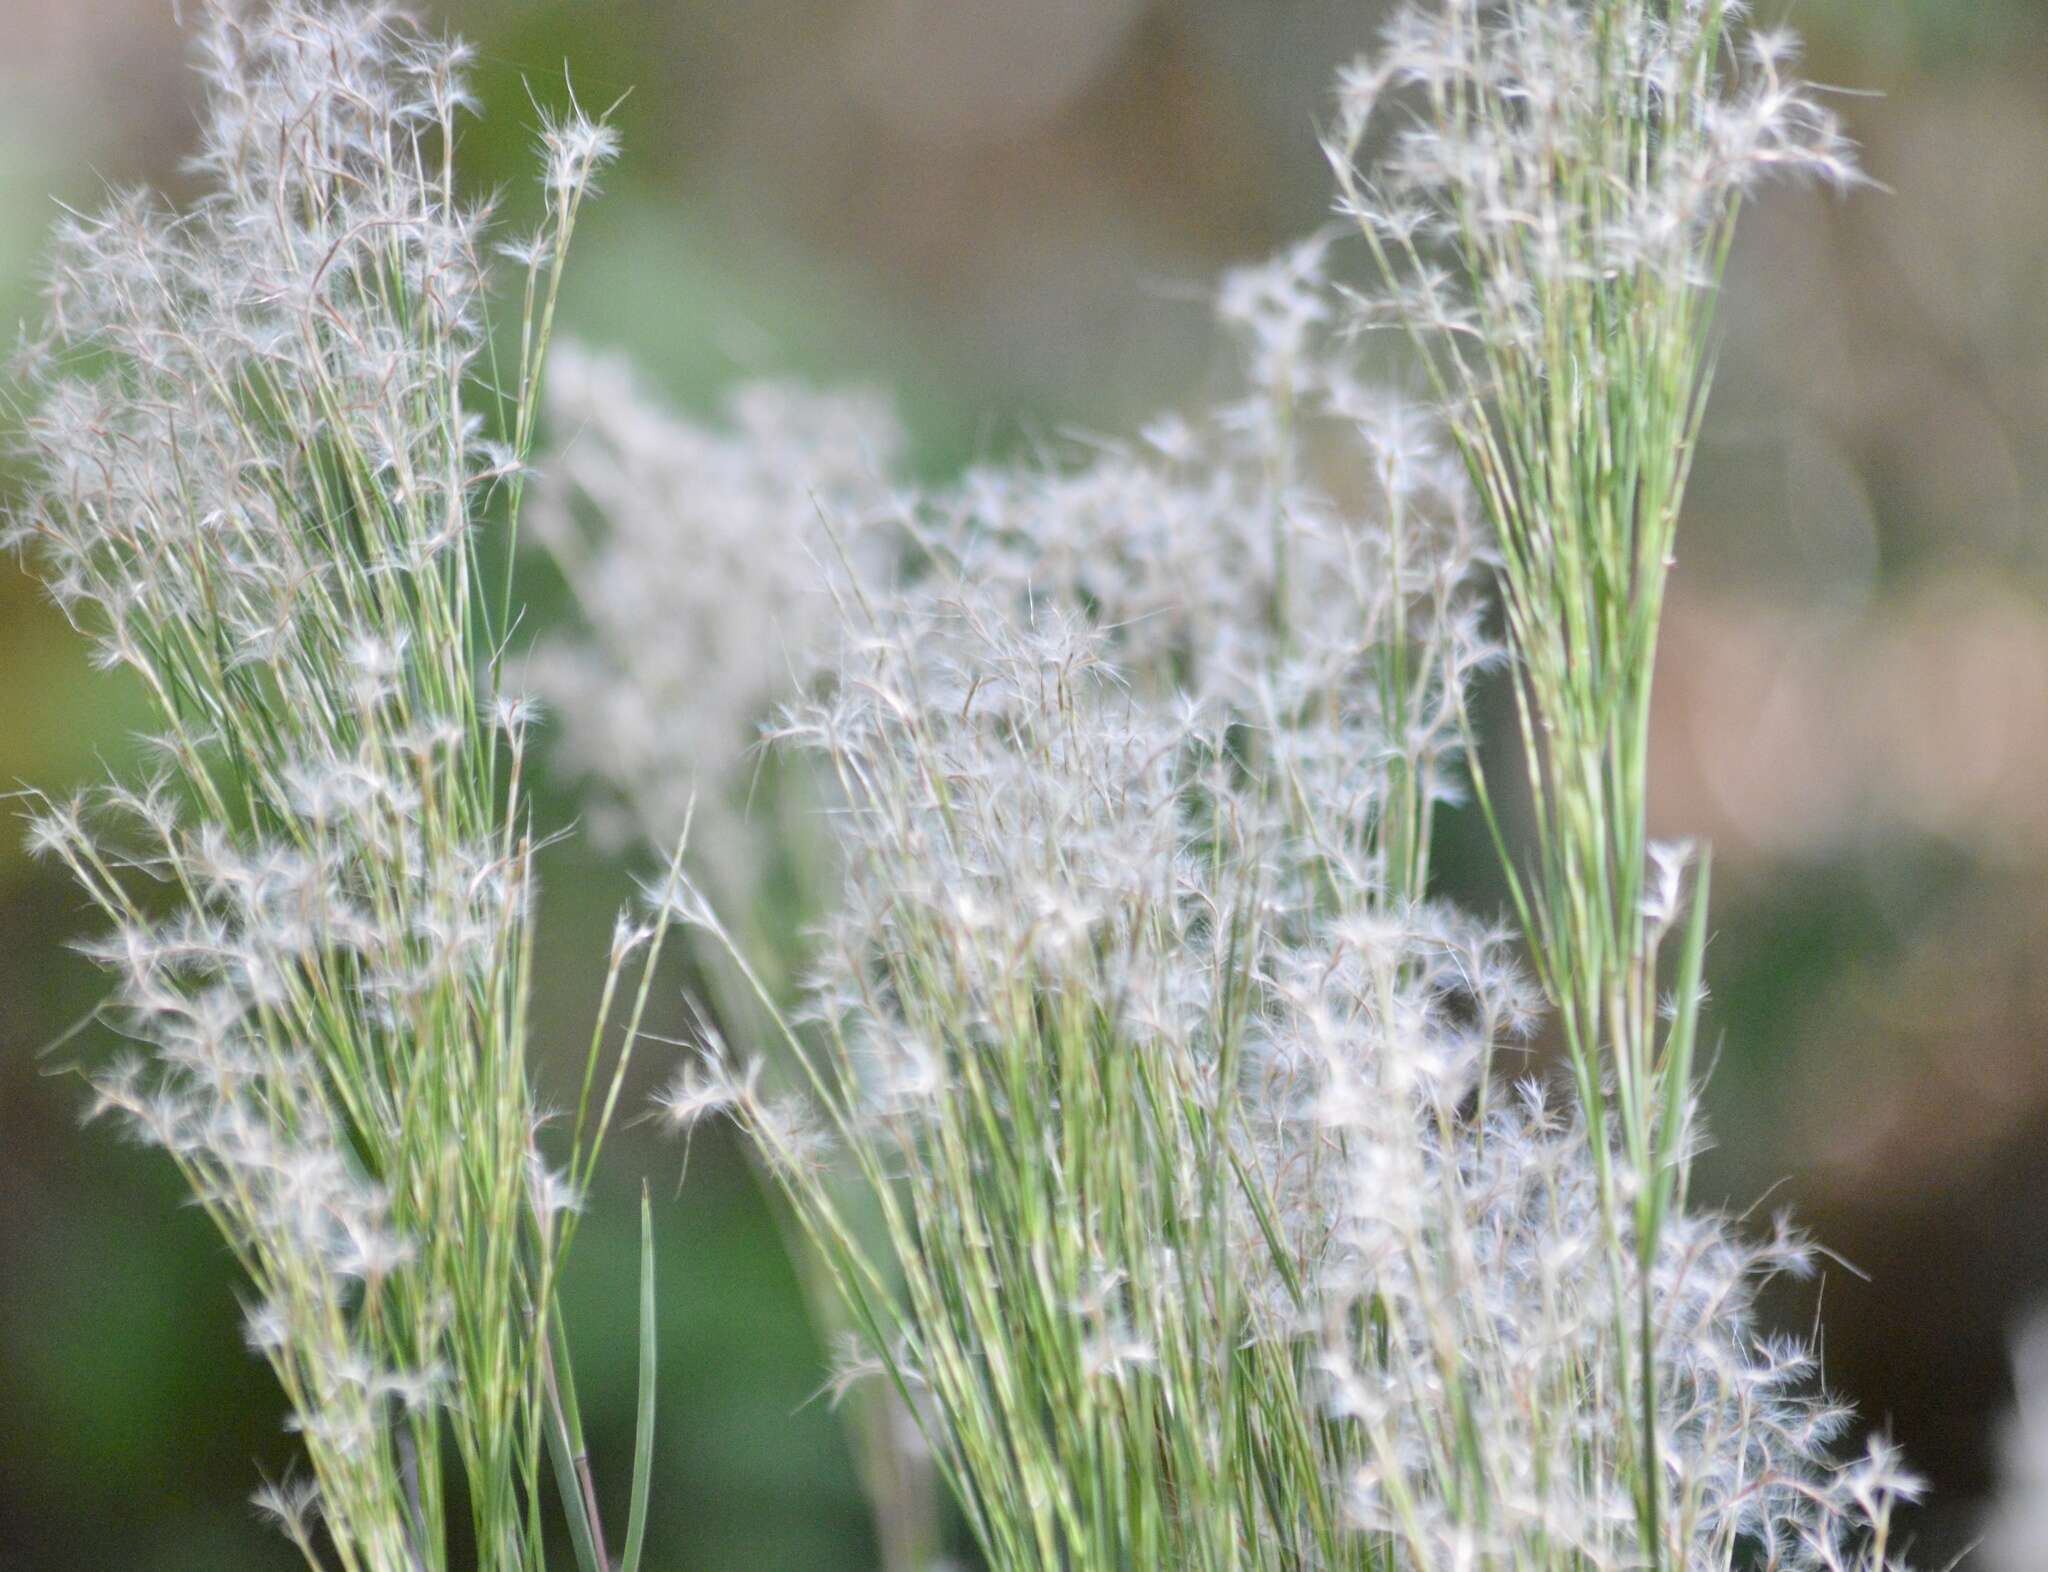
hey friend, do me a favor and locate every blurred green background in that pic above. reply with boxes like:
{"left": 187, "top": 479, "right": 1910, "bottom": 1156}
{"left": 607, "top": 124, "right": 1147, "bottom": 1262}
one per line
{"left": 2, "top": 1, "right": 2044, "bottom": 1566}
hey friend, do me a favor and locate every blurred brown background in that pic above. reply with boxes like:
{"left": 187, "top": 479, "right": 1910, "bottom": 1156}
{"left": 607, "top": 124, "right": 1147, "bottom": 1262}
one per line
{"left": 1, "top": 1, "right": 2043, "bottom": 1566}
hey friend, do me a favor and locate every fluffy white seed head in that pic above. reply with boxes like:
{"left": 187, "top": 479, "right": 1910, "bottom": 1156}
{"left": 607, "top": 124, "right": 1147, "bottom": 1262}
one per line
{"left": 526, "top": 341, "right": 904, "bottom": 896}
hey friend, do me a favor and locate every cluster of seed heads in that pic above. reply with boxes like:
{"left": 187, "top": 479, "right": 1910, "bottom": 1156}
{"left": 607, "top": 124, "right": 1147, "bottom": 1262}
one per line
{"left": 10, "top": 3, "right": 637, "bottom": 1566}
{"left": 10, "top": 1, "right": 1930, "bottom": 1569}
{"left": 619, "top": 212, "right": 1916, "bottom": 1572}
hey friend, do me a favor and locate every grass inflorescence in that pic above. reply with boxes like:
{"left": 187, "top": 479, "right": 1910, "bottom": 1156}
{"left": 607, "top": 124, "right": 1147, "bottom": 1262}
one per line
{"left": 12, "top": 2, "right": 1930, "bottom": 1569}
{"left": 8, "top": 4, "right": 660, "bottom": 1567}
{"left": 610, "top": 3, "right": 1917, "bottom": 1569}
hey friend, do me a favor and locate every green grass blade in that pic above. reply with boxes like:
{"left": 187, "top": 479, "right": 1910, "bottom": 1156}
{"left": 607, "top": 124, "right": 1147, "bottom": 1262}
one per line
{"left": 619, "top": 1185, "right": 658, "bottom": 1572}
{"left": 545, "top": 1309, "right": 605, "bottom": 1572}
{"left": 545, "top": 1403, "right": 605, "bottom": 1572}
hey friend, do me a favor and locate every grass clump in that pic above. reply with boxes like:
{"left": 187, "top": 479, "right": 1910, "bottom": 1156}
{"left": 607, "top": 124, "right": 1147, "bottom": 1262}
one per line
{"left": 9, "top": 4, "right": 658, "bottom": 1567}
{"left": 9, "top": 2, "right": 1932, "bottom": 1569}
{"left": 610, "top": 3, "right": 1919, "bottom": 1569}
{"left": 642, "top": 245, "right": 1910, "bottom": 1572}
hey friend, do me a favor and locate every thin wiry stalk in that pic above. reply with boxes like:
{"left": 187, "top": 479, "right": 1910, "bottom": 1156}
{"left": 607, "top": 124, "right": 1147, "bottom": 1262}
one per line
{"left": 7, "top": 4, "right": 650, "bottom": 1567}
